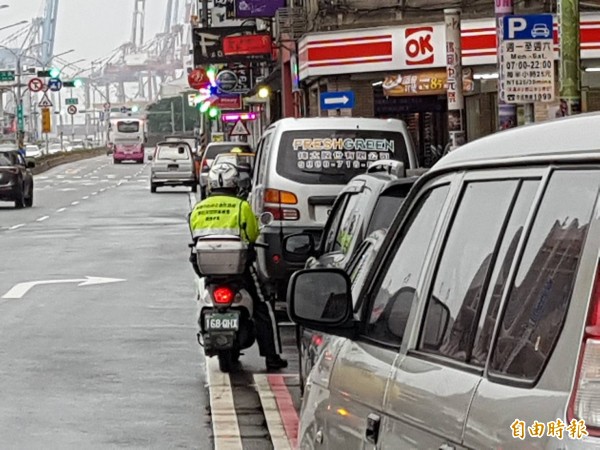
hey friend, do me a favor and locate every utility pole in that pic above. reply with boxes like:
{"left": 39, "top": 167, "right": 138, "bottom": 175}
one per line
{"left": 201, "top": 0, "right": 209, "bottom": 28}
{"left": 16, "top": 53, "right": 24, "bottom": 151}
{"left": 181, "top": 94, "right": 187, "bottom": 132}
{"left": 558, "top": 0, "right": 581, "bottom": 116}
{"left": 170, "top": 100, "right": 176, "bottom": 133}
{"left": 495, "top": 0, "right": 518, "bottom": 129}
{"left": 444, "top": 8, "right": 465, "bottom": 150}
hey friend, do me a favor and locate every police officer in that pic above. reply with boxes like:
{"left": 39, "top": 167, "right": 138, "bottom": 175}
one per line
{"left": 189, "top": 161, "right": 287, "bottom": 371}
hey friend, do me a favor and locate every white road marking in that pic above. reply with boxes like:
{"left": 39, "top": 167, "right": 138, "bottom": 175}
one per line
{"left": 59, "top": 188, "right": 77, "bottom": 192}
{"left": 1, "top": 276, "right": 126, "bottom": 299}
{"left": 254, "top": 375, "right": 292, "bottom": 450}
{"left": 56, "top": 208, "right": 66, "bottom": 213}
{"left": 99, "top": 188, "right": 106, "bottom": 192}
{"left": 91, "top": 192, "right": 98, "bottom": 196}
{"left": 71, "top": 201, "right": 79, "bottom": 206}
{"left": 124, "top": 176, "right": 132, "bottom": 179}
{"left": 73, "top": 176, "right": 82, "bottom": 179}
{"left": 207, "top": 357, "right": 243, "bottom": 449}
{"left": 36, "top": 216, "right": 50, "bottom": 222}
{"left": 90, "top": 176, "right": 99, "bottom": 179}
{"left": 9, "top": 224, "right": 25, "bottom": 230}
{"left": 82, "top": 196, "right": 89, "bottom": 200}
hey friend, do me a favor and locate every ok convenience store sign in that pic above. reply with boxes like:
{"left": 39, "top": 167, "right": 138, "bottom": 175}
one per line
{"left": 298, "top": 13, "right": 600, "bottom": 80}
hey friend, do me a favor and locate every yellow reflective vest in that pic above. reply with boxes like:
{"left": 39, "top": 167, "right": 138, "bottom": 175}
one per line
{"left": 189, "top": 194, "right": 259, "bottom": 243}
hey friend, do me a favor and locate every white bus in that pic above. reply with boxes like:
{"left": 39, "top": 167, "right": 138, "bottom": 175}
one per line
{"left": 108, "top": 117, "right": 147, "bottom": 164}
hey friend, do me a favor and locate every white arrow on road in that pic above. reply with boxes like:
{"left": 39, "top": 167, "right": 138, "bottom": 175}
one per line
{"left": 2, "top": 276, "right": 126, "bottom": 299}
{"left": 324, "top": 95, "right": 350, "bottom": 105}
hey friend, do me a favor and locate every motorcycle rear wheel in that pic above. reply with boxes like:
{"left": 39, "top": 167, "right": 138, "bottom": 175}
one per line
{"left": 217, "top": 348, "right": 240, "bottom": 373}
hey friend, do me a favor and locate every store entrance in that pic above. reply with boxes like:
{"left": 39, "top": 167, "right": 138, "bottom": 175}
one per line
{"left": 374, "top": 89, "right": 448, "bottom": 168}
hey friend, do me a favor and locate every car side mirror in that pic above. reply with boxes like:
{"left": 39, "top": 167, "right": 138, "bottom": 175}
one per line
{"left": 148, "top": 154, "right": 153, "bottom": 161}
{"left": 283, "top": 233, "right": 315, "bottom": 262}
{"left": 287, "top": 268, "right": 355, "bottom": 337}
{"left": 27, "top": 161, "right": 35, "bottom": 169}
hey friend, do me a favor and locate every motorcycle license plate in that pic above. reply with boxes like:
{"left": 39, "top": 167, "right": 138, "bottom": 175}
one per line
{"left": 205, "top": 312, "right": 239, "bottom": 331}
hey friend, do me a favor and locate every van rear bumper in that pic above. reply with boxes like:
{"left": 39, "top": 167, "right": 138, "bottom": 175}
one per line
{"left": 256, "top": 226, "right": 323, "bottom": 299}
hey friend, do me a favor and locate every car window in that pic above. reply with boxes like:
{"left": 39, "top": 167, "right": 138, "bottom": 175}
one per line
{"left": 276, "top": 129, "right": 410, "bottom": 185}
{"left": 419, "top": 180, "right": 521, "bottom": 361}
{"left": 333, "top": 190, "right": 370, "bottom": 255}
{"left": 348, "top": 241, "right": 379, "bottom": 312}
{"left": 365, "top": 184, "right": 450, "bottom": 347}
{"left": 490, "top": 170, "right": 600, "bottom": 382}
{"left": 366, "top": 191, "right": 410, "bottom": 235}
{"left": 255, "top": 134, "right": 271, "bottom": 186}
{"left": 16, "top": 154, "right": 26, "bottom": 166}
{"left": 322, "top": 194, "right": 350, "bottom": 253}
{"left": 470, "top": 180, "right": 541, "bottom": 366}
{"left": 206, "top": 144, "right": 252, "bottom": 160}
{"left": 157, "top": 146, "right": 190, "bottom": 160}
{"left": 0, "top": 152, "right": 15, "bottom": 166}
{"left": 117, "top": 121, "right": 140, "bottom": 132}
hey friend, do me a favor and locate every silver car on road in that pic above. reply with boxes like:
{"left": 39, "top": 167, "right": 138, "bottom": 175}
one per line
{"left": 289, "top": 113, "right": 600, "bottom": 449}
{"left": 149, "top": 141, "right": 196, "bottom": 193}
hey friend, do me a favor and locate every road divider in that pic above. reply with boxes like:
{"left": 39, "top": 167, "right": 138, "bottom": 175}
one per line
{"left": 31, "top": 148, "right": 108, "bottom": 175}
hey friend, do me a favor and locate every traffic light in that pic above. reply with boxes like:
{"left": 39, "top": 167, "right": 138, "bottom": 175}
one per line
{"left": 63, "top": 79, "right": 83, "bottom": 88}
{"left": 37, "top": 67, "right": 60, "bottom": 78}
{"left": 199, "top": 101, "right": 211, "bottom": 113}
{"left": 131, "top": 105, "right": 139, "bottom": 113}
{"left": 208, "top": 106, "right": 219, "bottom": 119}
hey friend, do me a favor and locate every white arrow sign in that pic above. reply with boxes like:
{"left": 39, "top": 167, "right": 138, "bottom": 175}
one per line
{"left": 2, "top": 276, "right": 125, "bottom": 299}
{"left": 324, "top": 95, "right": 350, "bottom": 105}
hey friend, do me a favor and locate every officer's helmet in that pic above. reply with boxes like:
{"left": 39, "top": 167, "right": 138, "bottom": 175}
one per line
{"left": 208, "top": 161, "right": 240, "bottom": 194}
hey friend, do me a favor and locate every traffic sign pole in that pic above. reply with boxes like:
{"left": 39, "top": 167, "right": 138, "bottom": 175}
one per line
{"left": 495, "top": 0, "right": 518, "bottom": 130}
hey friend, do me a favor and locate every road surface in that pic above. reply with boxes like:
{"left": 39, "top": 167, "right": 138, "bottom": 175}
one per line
{"left": 0, "top": 155, "right": 300, "bottom": 449}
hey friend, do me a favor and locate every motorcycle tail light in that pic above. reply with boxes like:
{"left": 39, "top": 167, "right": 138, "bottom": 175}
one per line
{"left": 213, "top": 286, "right": 234, "bottom": 305}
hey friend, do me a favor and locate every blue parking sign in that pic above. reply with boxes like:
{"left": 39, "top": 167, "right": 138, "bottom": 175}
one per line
{"left": 503, "top": 14, "right": 554, "bottom": 41}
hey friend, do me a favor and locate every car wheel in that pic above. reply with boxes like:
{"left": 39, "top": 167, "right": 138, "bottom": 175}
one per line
{"left": 114, "top": 158, "right": 120, "bottom": 164}
{"left": 14, "top": 185, "right": 25, "bottom": 209}
{"left": 150, "top": 183, "right": 157, "bottom": 193}
{"left": 24, "top": 188, "right": 33, "bottom": 208}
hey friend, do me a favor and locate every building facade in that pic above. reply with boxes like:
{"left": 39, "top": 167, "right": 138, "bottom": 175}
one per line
{"left": 286, "top": 0, "right": 600, "bottom": 166}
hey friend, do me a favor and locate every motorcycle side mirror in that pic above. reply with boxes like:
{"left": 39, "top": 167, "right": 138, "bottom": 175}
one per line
{"left": 259, "top": 212, "right": 274, "bottom": 226}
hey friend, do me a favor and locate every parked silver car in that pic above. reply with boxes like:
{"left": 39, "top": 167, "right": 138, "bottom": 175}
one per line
{"left": 289, "top": 113, "right": 600, "bottom": 449}
{"left": 149, "top": 141, "right": 196, "bottom": 193}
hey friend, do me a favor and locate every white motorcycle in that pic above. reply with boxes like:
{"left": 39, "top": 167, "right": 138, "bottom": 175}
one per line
{"left": 193, "top": 214, "right": 273, "bottom": 372}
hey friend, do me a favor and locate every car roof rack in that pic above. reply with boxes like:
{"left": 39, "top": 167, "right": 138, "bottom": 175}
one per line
{"left": 367, "top": 160, "right": 406, "bottom": 178}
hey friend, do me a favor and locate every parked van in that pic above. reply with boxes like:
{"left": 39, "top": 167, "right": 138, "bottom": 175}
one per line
{"left": 251, "top": 117, "right": 417, "bottom": 300}
{"left": 288, "top": 113, "right": 600, "bottom": 449}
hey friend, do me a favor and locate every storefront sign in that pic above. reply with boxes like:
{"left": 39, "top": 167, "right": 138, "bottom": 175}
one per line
{"left": 500, "top": 14, "right": 555, "bottom": 103}
{"left": 214, "top": 94, "right": 243, "bottom": 110}
{"left": 222, "top": 33, "right": 272, "bottom": 56}
{"left": 298, "top": 13, "right": 600, "bottom": 80}
{"left": 382, "top": 69, "right": 474, "bottom": 97}
{"left": 235, "top": 0, "right": 285, "bottom": 18}
{"left": 192, "top": 26, "right": 256, "bottom": 65}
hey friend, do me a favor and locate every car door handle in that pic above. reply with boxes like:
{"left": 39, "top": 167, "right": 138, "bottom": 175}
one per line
{"left": 439, "top": 444, "right": 455, "bottom": 450}
{"left": 365, "top": 413, "right": 381, "bottom": 444}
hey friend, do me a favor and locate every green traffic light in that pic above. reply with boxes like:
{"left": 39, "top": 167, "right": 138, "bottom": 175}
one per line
{"left": 199, "top": 102, "right": 210, "bottom": 113}
{"left": 131, "top": 106, "right": 139, "bottom": 113}
{"left": 73, "top": 78, "right": 83, "bottom": 88}
{"left": 49, "top": 68, "right": 60, "bottom": 78}
{"left": 208, "top": 107, "right": 218, "bottom": 118}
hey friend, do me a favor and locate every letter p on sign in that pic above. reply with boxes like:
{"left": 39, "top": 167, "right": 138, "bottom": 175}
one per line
{"left": 506, "top": 17, "right": 527, "bottom": 39}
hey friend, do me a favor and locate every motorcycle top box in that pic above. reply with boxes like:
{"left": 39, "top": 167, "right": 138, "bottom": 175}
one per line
{"left": 195, "top": 236, "right": 248, "bottom": 275}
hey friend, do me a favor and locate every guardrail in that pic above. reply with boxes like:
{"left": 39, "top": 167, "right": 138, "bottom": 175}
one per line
{"left": 30, "top": 148, "right": 109, "bottom": 175}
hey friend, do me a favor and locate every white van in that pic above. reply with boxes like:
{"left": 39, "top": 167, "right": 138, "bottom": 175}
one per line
{"left": 250, "top": 117, "right": 417, "bottom": 300}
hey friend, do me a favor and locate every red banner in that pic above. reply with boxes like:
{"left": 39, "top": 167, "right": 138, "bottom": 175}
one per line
{"left": 223, "top": 34, "right": 273, "bottom": 56}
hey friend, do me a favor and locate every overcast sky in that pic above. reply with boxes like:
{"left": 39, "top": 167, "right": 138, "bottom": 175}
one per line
{"left": 0, "top": 0, "right": 176, "bottom": 65}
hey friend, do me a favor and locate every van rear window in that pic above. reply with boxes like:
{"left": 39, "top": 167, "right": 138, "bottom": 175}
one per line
{"left": 276, "top": 130, "right": 410, "bottom": 184}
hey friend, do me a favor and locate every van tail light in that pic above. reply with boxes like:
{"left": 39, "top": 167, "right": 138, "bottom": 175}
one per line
{"left": 264, "top": 206, "right": 299, "bottom": 221}
{"left": 201, "top": 159, "right": 209, "bottom": 171}
{"left": 213, "top": 286, "right": 235, "bottom": 305}
{"left": 263, "top": 189, "right": 299, "bottom": 221}
{"left": 568, "top": 262, "right": 600, "bottom": 436}
{"left": 264, "top": 189, "right": 298, "bottom": 205}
